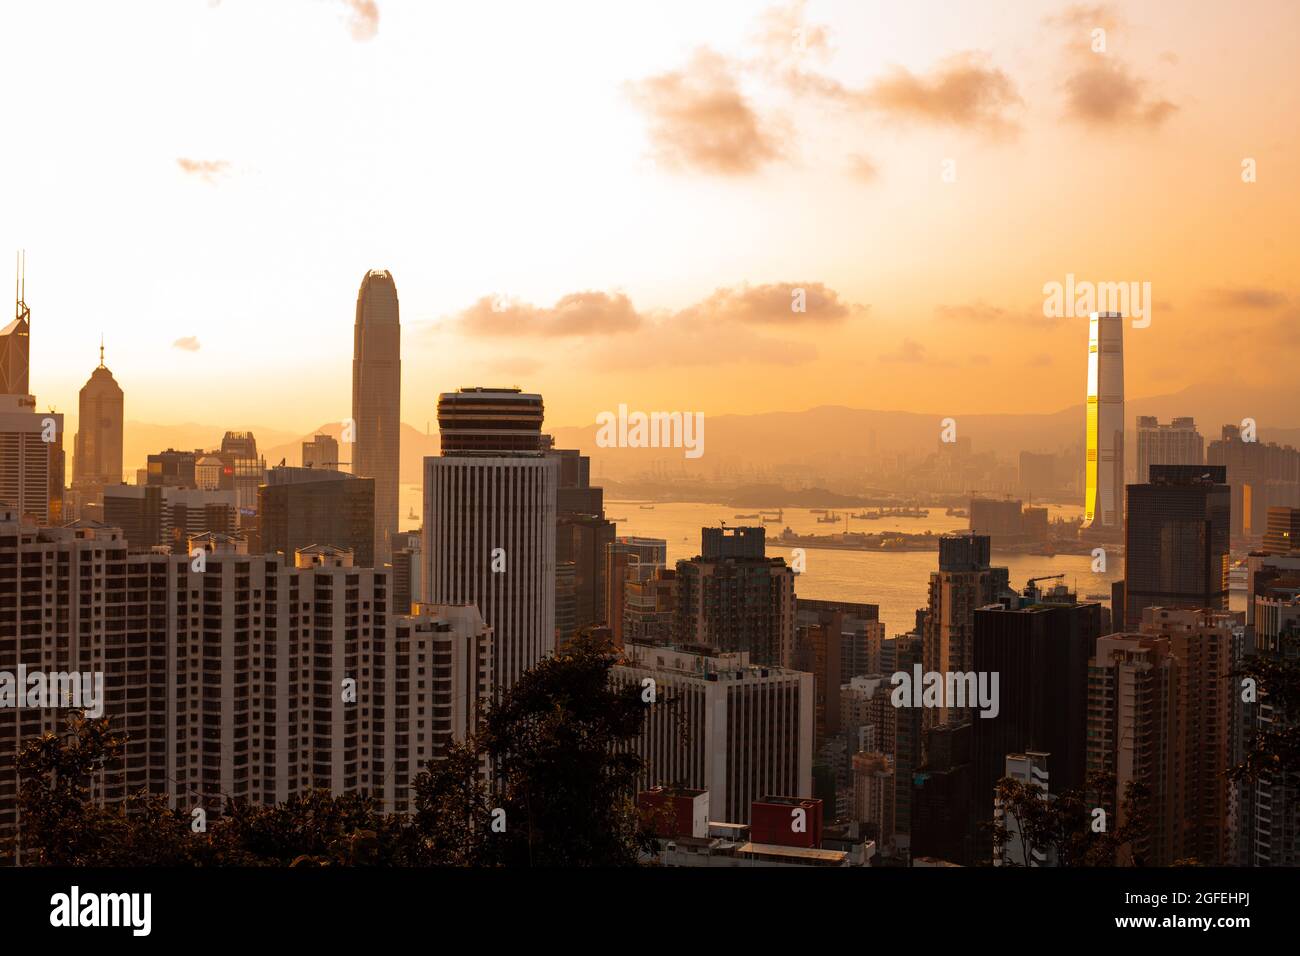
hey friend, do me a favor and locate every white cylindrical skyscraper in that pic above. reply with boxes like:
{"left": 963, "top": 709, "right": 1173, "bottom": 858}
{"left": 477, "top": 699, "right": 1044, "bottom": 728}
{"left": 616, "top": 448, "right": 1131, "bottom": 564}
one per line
{"left": 423, "top": 388, "right": 557, "bottom": 692}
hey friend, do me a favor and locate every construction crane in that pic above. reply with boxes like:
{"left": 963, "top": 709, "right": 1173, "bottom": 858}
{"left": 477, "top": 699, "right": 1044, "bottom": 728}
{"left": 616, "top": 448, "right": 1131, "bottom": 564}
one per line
{"left": 1026, "top": 573, "right": 1065, "bottom": 586}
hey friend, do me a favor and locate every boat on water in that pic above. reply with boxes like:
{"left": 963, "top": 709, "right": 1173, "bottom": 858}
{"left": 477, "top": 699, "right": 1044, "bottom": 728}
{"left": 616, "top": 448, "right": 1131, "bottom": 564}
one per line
{"left": 850, "top": 511, "right": 880, "bottom": 520}
{"left": 608, "top": 517, "right": 628, "bottom": 522}
{"left": 640, "top": 504, "right": 655, "bottom": 510}
{"left": 735, "top": 513, "right": 760, "bottom": 519}
{"left": 817, "top": 512, "right": 841, "bottom": 523}
{"left": 407, "top": 508, "right": 418, "bottom": 520}
{"left": 763, "top": 509, "right": 783, "bottom": 523}
{"left": 810, "top": 509, "right": 827, "bottom": 515}
{"left": 946, "top": 507, "right": 969, "bottom": 518}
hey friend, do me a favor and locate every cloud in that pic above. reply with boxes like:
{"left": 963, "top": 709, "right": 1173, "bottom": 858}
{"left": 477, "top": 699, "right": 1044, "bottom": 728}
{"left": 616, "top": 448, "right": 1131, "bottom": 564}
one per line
{"left": 1209, "top": 287, "right": 1289, "bottom": 310}
{"left": 934, "top": 301, "right": 1038, "bottom": 326}
{"left": 1049, "top": 5, "right": 1177, "bottom": 128}
{"left": 846, "top": 153, "right": 879, "bottom": 183}
{"left": 858, "top": 53, "right": 1023, "bottom": 136}
{"left": 627, "top": 49, "right": 783, "bottom": 175}
{"left": 176, "top": 158, "right": 230, "bottom": 183}
{"left": 594, "top": 315, "right": 817, "bottom": 371}
{"left": 882, "top": 338, "right": 926, "bottom": 363}
{"left": 1063, "top": 60, "right": 1176, "bottom": 127}
{"left": 458, "top": 291, "right": 642, "bottom": 337}
{"left": 677, "top": 282, "right": 858, "bottom": 325}
{"left": 342, "top": 0, "right": 379, "bottom": 41}
{"left": 172, "top": 336, "right": 201, "bottom": 352}
{"left": 754, "top": 0, "right": 833, "bottom": 64}
{"left": 450, "top": 279, "right": 863, "bottom": 370}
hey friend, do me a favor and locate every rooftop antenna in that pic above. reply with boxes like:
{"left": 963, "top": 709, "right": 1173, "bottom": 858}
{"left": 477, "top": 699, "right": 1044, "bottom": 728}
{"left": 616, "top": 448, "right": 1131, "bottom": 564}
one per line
{"left": 99, "top": 333, "right": 106, "bottom": 368}
{"left": 15, "top": 250, "right": 29, "bottom": 323}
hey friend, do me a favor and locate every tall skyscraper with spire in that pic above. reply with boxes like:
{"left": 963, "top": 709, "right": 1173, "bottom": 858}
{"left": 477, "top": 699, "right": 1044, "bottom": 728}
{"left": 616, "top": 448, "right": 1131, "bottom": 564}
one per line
{"left": 72, "top": 339, "right": 125, "bottom": 495}
{"left": 351, "top": 270, "right": 401, "bottom": 565}
{"left": 1083, "top": 311, "right": 1124, "bottom": 537}
{"left": 0, "top": 252, "right": 64, "bottom": 524}
{"left": 0, "top": 251, "right": 30, "bottom": 396}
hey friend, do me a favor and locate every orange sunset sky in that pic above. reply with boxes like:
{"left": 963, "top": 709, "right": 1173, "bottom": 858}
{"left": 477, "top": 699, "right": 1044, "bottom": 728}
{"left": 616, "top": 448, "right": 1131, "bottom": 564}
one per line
{"left": 2, "top": 0, "right": 1297, "bottom": 438}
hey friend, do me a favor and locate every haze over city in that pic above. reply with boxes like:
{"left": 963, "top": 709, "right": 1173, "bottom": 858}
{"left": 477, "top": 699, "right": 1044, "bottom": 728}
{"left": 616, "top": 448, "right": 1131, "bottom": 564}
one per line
{"left": 3, "top": 0, "right": 1298, "bottom": 441}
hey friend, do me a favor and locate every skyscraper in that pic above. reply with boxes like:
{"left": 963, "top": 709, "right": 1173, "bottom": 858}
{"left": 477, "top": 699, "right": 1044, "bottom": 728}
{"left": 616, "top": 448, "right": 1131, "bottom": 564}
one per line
{"left": 1083, "top": 311, "right": 1124, "bottom": 536}
{"left": 72, "top": 341, "right": 124, "bottom": 495}
{"left": 1123, "top": 464, "right": 1230, "bottom": 628}
{"left": 1087, "top": 607, "right": 1236, "bottom": 866}
{"left": 673, "top": 526, "right": 796, "bottom": 668}
{"left": 0, "top": 258, "right": 64, "bottom": 525}
{"left": 257, "top": 465, "right": 376, "bottom": 566}
{"left": 921, "top": 533, "right": 1010, "bottom": 728}
{"left": 351, "top": 270, "right": 401, "bottom": 565}
{"left": 424, "top": 387, "right": 557, "bottom": 692}
{"left": 0, "top": 252, "right": 29, "bottom": 397}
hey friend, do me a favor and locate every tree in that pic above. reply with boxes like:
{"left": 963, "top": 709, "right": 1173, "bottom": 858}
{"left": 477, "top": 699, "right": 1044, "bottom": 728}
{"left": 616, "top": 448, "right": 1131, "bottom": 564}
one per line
{"left": 990, "top": 771, "right": 1151, "bottom": 867}
{"left": 15, "top": 633, "right": 657, "bottom": 867}
{"left": 1229, "top": 630, "right": 1300, "bottom": 784}
{"left": 477, "top": 630, "right": 656, "bottom": 866}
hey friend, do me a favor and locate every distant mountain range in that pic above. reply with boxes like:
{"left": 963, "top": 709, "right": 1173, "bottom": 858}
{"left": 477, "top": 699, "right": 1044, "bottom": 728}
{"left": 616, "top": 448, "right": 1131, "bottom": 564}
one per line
{"left": 121, "top": 382, "right": 1299, "bottom": 486}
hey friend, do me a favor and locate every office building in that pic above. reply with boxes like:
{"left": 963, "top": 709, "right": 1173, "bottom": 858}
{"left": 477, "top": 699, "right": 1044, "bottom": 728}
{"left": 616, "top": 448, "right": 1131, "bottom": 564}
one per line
{"left": 606, "top": 536, "right": 667, "bottom": 646}
{"left": 1263, "top": 506, "right": 1300, "bottom": 556}
{"left": 302, "top": 433, "right": 340, "bottom": 471}
{"left": 970, "top": 585, "right": 1102, "bottom": 861}
{"left": 351, "top": 270, "right": 401, "bottom": 564}
{"left": 258, "top": 465, "right": 375, "bottom": 567}
{"left": 0, "top": 394, "right": 64, "bottom": 526}
{"left": 548, "top": 446, "right": 615, "bottom": 635}
{"left": 71, "top": 342, "right": 124, "bottom": 496}
{"left": 1123, "top": 464, "right": 1230, "bottom": 628}
{"left": 613, "top": 642, "right": 812, "bottom": 824}
{"left": 102, "top": 484, "right": 237, "bottom": 552}
{"left": 424, "top": 387, "right": 557, "bottom": 692}
{"left": 1083, "top": 311, "right": 1124, "bottom": 537}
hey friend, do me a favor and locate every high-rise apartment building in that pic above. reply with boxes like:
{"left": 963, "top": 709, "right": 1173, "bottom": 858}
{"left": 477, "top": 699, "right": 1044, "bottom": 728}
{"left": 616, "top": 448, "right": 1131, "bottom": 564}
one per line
{"left": 1087, "top": 607, "right": 1237, "bottom": 865}
{"left": 922, "top": 533, "right": 1010, "bottom": 728}
{"left": 424, "top": 387, "right": 557, "bottom": 693}
{"left": 351, "top": 270, "right": 401, "bottom": 564}
{"left": 1123, "top": 464, "right": 1230, "bottom": 628}
{"left": 613, "top": 643, "right": 813, "bottom": 824}
{"left": 71, "top": 342, "right": 124, "bottom": 496}
{"left": 0, "top": 507, "right": 492, "bottom": 862}
{"left": 1207, "top": 424, "right": 1300, "bottom": 540}
{"left": 673, "top": 526, "right": 796, "bottom": 668}
{"left": 1136, "top": 416, "right": 1203, "bottom": 484}
{"left": 1083, "top": 311, "right": 1124, "bottom": 536}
